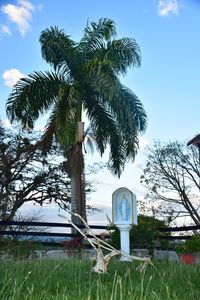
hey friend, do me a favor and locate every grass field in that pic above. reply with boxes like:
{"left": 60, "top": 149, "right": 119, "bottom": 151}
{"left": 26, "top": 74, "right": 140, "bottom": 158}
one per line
{"left": 0, "top": 259, "right": 200, "bottom": 300}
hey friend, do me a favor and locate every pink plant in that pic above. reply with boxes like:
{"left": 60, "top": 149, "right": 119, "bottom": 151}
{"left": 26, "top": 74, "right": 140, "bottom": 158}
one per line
{"left": 63, "top": 237, "right": 83, "bottom": 256}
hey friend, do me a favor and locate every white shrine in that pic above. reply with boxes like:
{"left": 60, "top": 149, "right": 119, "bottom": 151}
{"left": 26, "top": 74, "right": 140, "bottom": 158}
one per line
{"left": 112, "top": 187, "right": 137, "bottom": 261}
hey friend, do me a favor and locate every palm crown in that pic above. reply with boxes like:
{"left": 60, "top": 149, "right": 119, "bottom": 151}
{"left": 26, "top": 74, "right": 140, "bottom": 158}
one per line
{"left": 6, "top": 18, "right": 147, "bottom": 177}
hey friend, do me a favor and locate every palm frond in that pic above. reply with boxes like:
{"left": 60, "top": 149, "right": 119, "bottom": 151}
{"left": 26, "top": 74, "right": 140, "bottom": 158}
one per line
{"left": 55, "top": 84, "right": 81, "bottom": 148}
{"left": 83, "top": 90, "right": 128, "bottom": 176}
{"left": 85, "top": 37, "right": 141, "bottom": 75}
{"left": 85, "top": 65, "right": 147, "bottom": 136}
{"left": 83, "top": 80, "right": 146, "bottom": 175}
{"left": 36, "top": 112, "right": 56, "bottom": 154}
{"left": 79, "top": 18, "right": 116, "bottom": 56}
{"left": 6, "top": 71, "right": 68, "bottom": 128}
{"left": 39, "top": 26, "right": 78, "bottom": 73}
{"left": 108, "top": 132, "right": 126, "bottom": 177}
{"left": 118, "top": 85, "right": 147, "bottom": 133}
{"left": 105, "top": 38, "right": 141, "bottom": 73}
{"left": 93, "top": 71, "right": 147, "bottom": 134}
{"left": 85, "top": 63, "right": 121, "bottom": 99}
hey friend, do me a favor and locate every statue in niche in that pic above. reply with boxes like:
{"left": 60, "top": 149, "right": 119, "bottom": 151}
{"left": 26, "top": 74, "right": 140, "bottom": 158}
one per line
{"left": 119, "top": 194, "right": 130, "bottom": 221}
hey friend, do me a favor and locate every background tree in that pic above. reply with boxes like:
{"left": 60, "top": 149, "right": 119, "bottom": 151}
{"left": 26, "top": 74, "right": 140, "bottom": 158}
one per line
{"left": 109, "top": 215, "right": 170, "bottom": 251}
{"left": 5, "top": 213, "right": 49, "bottom": 242}
{"left": 141, "top": 141, "right": 200, "bottom": 225}
{"left": 6, "top": 18, "right": 147, "bottom": 224}
{"left": 0, "top": 123, "right": 71, "bottom": 222}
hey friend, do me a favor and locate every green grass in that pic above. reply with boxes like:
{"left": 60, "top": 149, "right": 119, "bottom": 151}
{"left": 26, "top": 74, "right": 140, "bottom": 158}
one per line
{"left": 0, "top": 259, "right": 199, "bottom": 300}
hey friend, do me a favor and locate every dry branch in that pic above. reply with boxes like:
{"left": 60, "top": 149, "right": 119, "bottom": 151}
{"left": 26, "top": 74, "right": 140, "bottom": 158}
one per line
{"left": 58, "top": 213, "right": 151, "bottom": 274}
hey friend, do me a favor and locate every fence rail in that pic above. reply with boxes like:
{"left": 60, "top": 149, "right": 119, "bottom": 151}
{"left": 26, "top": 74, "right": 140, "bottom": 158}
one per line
{"left": 156, "top": 224, "right": 200, "bottom": 240}
{"left": 0, "top": 220, "right": 108, "bottom": 242}
{"left": 157, "top": 224, "right": 200, "bottom": 232}
{"left": 0, "top": 220, "right": 108, "bottom": 230}
{"left": 156, "top": 235, "right": 192, "bottom": 240}
{"left": 0, "top": 230, "right": 94, "bottom": 238}
{"left": 0, "top": 220, "right": 200, "bottom": 241}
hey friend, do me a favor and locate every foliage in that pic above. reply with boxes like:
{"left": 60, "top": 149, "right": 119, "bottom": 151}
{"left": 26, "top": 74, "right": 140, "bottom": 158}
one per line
{"left": 141, "top": 141, "right": 200, "bottom": 225}
{"left": 130, "top": 215, "right": 170, "bottom": 250}
{"left": 62, "top": 236, "right": 84, "bottom": 256}
{"left": 0, "top": 123, "right": 96, "bottom": 222}
{"left": 176, "top": 235, "right": 200, "bottom": 254}
{"left": 0, "top": 122, "right": 71, "bottom": 221}
{"left": 0, "top": 260, "right": 200, "bottom": 299}
{"left": 0, "top": 239, "right": 42, "bottom": 259}
{"left": 109, "top": 215, "right": 170, "bottom": 250}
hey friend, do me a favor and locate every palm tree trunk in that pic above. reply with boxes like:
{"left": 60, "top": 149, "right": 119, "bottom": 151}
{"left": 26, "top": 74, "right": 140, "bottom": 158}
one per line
{"left": 71, "top": 170, "right": 82, "bottom": 225}
{"left": 69, "top": 121, "right": 87, "bottom": 228}
{"left": 64, "top": 119, "right": 87, "bottom": 232}
{"left": 70, "top": 159, "right": 87, "bottom": 225}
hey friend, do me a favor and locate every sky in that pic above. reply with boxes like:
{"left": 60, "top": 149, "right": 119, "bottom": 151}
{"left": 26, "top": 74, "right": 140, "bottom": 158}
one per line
{"left": 0, "top": 0, "right": 200, "bottom": 225}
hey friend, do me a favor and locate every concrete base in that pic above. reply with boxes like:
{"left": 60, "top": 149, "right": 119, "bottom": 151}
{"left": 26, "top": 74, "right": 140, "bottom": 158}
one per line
{"left": 132, "top": 249, "right": 149, "bottom": 258}
{"left": 117, "top": 225, "right": 131, "bottom": 261}
{"left": 153, "top": 250, "right": 179, "bottom": 262}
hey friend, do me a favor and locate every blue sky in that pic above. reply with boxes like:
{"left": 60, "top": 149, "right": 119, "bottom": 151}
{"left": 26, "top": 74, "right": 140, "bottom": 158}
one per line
{"left": 0, "top": 0, "right": 199, "bottom": 224}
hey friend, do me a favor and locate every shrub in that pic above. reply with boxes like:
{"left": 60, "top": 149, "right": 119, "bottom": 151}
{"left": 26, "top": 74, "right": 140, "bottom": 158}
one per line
{"left": 0, "top": 239, "right": 42, "bottom": 259}
{"left": 62, "top": 237, "right": 84, "bottom": 256}
{"left": 109, "top": 215, "right": 170, "bottom": 251}
{"left": 176, "top": 235, "right": 200, "bottom": 254}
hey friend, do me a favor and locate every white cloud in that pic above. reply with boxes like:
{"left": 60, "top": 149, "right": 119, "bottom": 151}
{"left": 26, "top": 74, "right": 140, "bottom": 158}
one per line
{"left": 1, "top": 0, "right": 35, "bottom": 36}
{"left": 18, "top": 0, "right": 34, "bottom": 11}
{"left": 3, "top": 68, "right": 25, "bottom": 87}
{"left": 157, "top": 0, "right": 180, "bottom": 16}
{"left": 97, "top": 180, "right": 120, "bottom": 188}
{"left": 1, "top": 24, "right": 11, "bottom": 36}
{"left": 139, "top": 136, "right": 149, "bottom": 149}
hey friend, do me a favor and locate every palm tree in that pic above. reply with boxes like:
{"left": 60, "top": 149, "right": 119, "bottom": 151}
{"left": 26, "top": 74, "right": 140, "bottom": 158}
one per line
{"left": 6, "top": 18, "right": 147, "bottom": 224}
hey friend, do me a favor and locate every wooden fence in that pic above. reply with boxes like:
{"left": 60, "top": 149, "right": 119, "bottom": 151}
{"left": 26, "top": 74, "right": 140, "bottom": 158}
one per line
{"left": 0, "top": 220, "right": 200, "bottom": 243}
{"left": 0, "top": 220, "right": 108, "bottom": 245}
{"left": 156, "top": 224, "right": 200, "bottom": 240}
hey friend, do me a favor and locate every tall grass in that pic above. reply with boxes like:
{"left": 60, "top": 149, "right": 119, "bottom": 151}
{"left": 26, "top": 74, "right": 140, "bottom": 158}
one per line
{"left": 0, "top": 259, "right": 199, "bottom": 299}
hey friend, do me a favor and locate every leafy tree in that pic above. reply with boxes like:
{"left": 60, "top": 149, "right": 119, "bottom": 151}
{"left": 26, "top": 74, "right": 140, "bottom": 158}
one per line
{"left": 0, "top": 123, "right": 71, "bottom": 222}
{"left": 176, "top": 234, "right": 200, "bottom": 254}
{"left": 141, "top": 141, "right": 200, "bottom": 225}
{"left": 6, "top": 18, "right": 147, "bottom": 224}
{"left": 109, "top": 215, "right": 169, "bottom": 250}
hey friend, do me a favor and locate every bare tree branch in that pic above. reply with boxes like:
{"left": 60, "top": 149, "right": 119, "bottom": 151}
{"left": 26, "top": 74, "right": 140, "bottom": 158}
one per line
{"left": 141, "top": 141, "right": 200, "bottom": 225}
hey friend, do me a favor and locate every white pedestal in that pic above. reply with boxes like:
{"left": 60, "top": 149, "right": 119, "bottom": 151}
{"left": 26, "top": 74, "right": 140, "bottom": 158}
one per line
{"left": 117, "top": 224, "right": 131, "bottom": 261}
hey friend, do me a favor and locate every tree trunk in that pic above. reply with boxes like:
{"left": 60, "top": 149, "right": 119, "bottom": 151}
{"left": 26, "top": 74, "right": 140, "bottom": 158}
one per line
{"left": 71, "top": 164, "right": 87, "bottom": 226}
{"left": 182, "top": 193, "right": 200, "bottom": 225}
{"left": 65, "top": 121, "right": 87, "bottom": 230}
